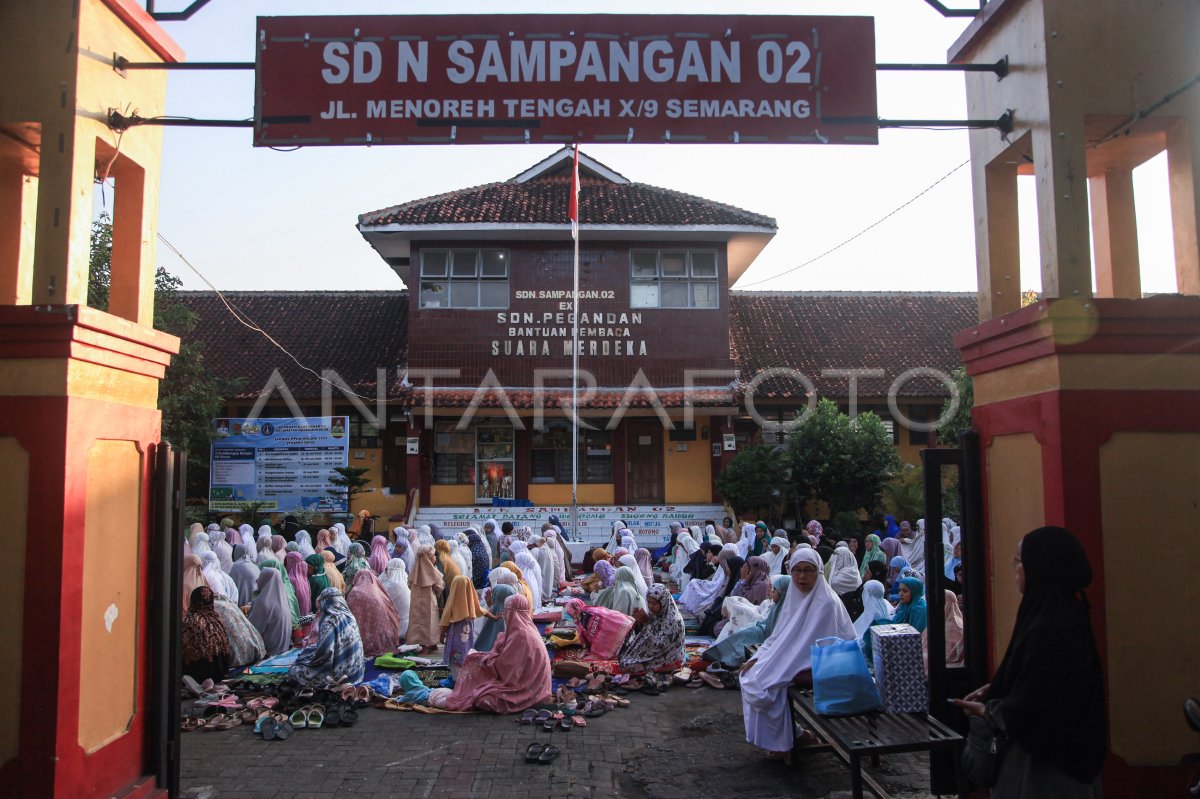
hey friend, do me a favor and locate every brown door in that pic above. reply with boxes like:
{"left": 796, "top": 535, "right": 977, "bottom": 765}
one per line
{"left": 626, "top": 419, "right": 664, "bottom": 504}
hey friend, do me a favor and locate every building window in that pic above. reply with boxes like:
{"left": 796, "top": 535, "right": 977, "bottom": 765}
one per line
{"left": 530, "top": 420, "right": 613, "bottom": 483}
{"left": 906, "top": 405, "right": 936, "bottom": 446}
{"left": 630, "top": 249, "right": 719, "bottom": 309}
{"left": 347, "top": 415, "right": 381, "bottom": 448}
{"left": 433, "top": 421, "right": 475, "bottom": 484}
{"left": 419, "top": 249, "right": 509, "bottom": 309}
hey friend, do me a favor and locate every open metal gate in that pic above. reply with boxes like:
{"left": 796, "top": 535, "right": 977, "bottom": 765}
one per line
{"left": 921, "top": 430, "right": 986, "bottom": 794}
{"left": 148, "top": 442, "right": 187, "bottom": 798}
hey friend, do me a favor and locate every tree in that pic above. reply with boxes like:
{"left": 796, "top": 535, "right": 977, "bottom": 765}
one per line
{"left": 714, "top": 444, "right": 792, "bottom": 526}
{"left": 786, "top": 399, "right": 900, "bottom": 519}
{"left": 882, "top": 463, "right": 925, "bottom": 525}
{"left": 328, "top": 466, "right": 371, "bottom": 514}
{"left": 88, "top": 215, "right": 242, "bottom": 501}
{"left": 936, "top": 367, "right": 974, "bottom": 446}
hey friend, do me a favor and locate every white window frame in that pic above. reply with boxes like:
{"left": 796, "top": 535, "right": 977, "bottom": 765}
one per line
{"left": 629, "top": 248, "right": 720, "bottom": 309}
{"left": 419, "top": 248, "right": 510, "bottom": 309}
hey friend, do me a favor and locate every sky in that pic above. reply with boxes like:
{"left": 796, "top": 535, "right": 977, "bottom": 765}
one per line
{"left": 120, "top": 0, "right": 1180, "bottom": 295}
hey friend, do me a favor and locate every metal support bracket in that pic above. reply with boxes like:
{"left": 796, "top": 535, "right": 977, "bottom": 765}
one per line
{"left": 107, "top": 110, "right": 254, "bottom": 131}
{"left": 922, "top": 0, "right": 986, "bottom": 17}
{"left": 145, "top": 0, "right": 215, "bottom": 22}
{"left": 113, "top": 53, "right": 254, "bottom": 72}
{"left": 878, "top": 56, "right": 1008, "bottom": 80}
{"left": 828, "top": 110, "right": 1014, "bottom": 134}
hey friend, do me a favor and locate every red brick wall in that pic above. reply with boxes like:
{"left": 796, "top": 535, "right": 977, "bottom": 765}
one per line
{"left": 407, "top": 240, "right": 734, "bottom": 388}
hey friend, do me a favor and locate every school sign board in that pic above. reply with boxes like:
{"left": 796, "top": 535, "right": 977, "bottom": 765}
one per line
{"left": 254, "top": 14, "right": 878, "bottom": 146}
{"left": 209, "top": 416, "right": 350, "bottom": 513}
{"left": 428, "top": 504, "right": 725, "bottom": 547}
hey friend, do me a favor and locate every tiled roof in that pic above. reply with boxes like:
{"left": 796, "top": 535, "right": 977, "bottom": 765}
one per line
{"left": 177, "top": 291, "right": 408, "bottom": 400}
{"left": 398, "top": 387, "right": 738, "bottom": 410}
{"left": 177, "top": 290, "right": 975, "bottom": 405}
{"left": 357, "top": 174, "right": 776, "bottom": 229}
{"left": 728, "top": 291, "right": 977, "bottom": 399}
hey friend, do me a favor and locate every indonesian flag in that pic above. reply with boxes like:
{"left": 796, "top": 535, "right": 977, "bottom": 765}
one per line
{"left": 569, "top": 143, "right": 580, "bottom": 240}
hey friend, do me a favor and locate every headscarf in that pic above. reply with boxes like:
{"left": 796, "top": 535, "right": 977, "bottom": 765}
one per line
{"left": 210, "top": 529, "right": 234, "bottom": 573}
{"left": 343, "top": 542, "right": 371, "bottom": 585}
{"left": 617, "top": 584, "right": 685, "bottom": 672}
{"left": 900, "top": 519, "right": 926, "bottom": 577}
{"left": 474, "top": 584, "right": 516, "bottom": 652}
{"left": 182, "top": 587, "right": 230, "bottom": 665}
{"left": 306, "top": 553, "right": 331, "bottom": 598}
{"left": 594, "top": 565, "right": 648, "bottom": 616}
{"left": 859, "top": 533, "right": 888, "bottom": 578}
{"left": 735, "top": 555, "right": 771, "bottom": 604}
{"left": 590, "top": 548, "right": 611, "bottom": 566}
{"left": 200, "top": 550, "right": 239, "bottom": 604}
{"left": 368, "top": 535, "right": 390, "bottom": 575}
{"left": 702, "top": 574, "right": 791, "bottom": 668}
{"left": 229, "top": 544, "right": 261, "bottom": 603}
{"left": 261, "top": 558, "right": 300, "bottom": 626}
{"left": 189, "top": 531, "right": 212, "bottom": 556}
{"left": 332, "top": 523, "right": 352, "bottom": 557}
{"left": 634, "top": 548, "right": 654, "bottom": 585}
{"left": 853, "top": 580, "right": 894, "bottom": 642}
{"left": 434, "top": 539, "right": 463, "bottom": 590}
{"left": 285, "top": 551, "right": 312, "bottom": 616}
{"left": 544, "top": 528, "right": 571, "bottom": 582}
{"left": 762, "top": 536, "right": 790, "bottom": 575}
{"left": 735, "top": 523, "right": 756, "bottom": 560}
{"left": 450, "top": 537, "right": 472, "bottom": 579}
{"left": 618, "top": 553, "right": 649, "bottom": 595}
{"left": 295, "top": 530, "right": 316, "bottom": 558}
{"left": 271, "top": 534, "right": 286, "bottom": 563}
{"left": 440, "top": 574, "right": 484, "bottom": 626}
{"left": 532, "top": 541, "right": 556, "bottom": 602}
{"left": 741, "top": 549, "right": 855, "bottom": 699}
{"left": 289, "top": 588, "right": 366, "bottom": 687}
{"left": 514, "top": 550, "right": 543, "bottom": 608}
{"left": 409, "top": 545, "right": 446, "bottom": 599}
{"left": 348, "top": 508, "right": 370, "bottom": 539}
{"left": 248, "top": 567, "right": 292, "bottom": 656}
{"left": 497, "top": 561, "right": 534, "bottom": 613}
{"left": 379, "top": 558, "right": 411, "bottom": 638}
{"left": 395, "top": 529, "right": 417, "bottom": 575}
{"left": 346, "top": 569, "right": 401, "bottom": 657}
{"left": 880, "top": 536, "right": 903, "bottom": 561}
{"left": 751, "top": 521, "right": 770, "bottom": 557}
{"left": 181, "top": 554, "right": 207, "bottom": 615}
{"left": 315, "top": 528, "right": 333, "bottom": 553}
{"left": 891, "top": 576, "right": 928, "bottom": 632}
{"left": 212, "top": 594, "right": 266, "bottom": 667}
{"left": 829, "top": 542, "right": 863, "bottom": 596}
{"left": 882, "top": 515, "right": 901, "bottom": 539}
{"left": 464, "top": 528, "right": 492, "bottom": 589}
{"left": 986, "top": 526, "right": 1106, "bottom": 783}
{"left": 926, "top": 588, "right": 965, "bottom": 671}
{"left": 593, "top": 558, "right": 617, "bottom": 589}
{"left": 321, "top": 550, "right": 346, "bottom": 593}
{"left": 256, "top": 537, "right": 274, "bottom": 565}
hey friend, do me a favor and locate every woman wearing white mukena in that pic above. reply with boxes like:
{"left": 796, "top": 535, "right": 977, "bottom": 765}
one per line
{"left": 739, "top": 547, "right": 855, "bottom": 762}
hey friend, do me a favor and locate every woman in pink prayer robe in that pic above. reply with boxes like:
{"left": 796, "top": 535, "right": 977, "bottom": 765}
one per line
{"left": 368, "top": 534, "right": 390, "bottom": 575}
{"left": 428, "top": 593, "right": 551, "bottom": 714}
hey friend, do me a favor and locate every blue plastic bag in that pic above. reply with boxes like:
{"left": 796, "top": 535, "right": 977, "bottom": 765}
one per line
{"left": 811, "top": 636, "right": 883, "bottom": 716}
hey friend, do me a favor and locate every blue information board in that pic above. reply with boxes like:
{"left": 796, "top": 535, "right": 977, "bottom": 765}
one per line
{"left": 209, "top": 416, "right": 350, "bottom": 513}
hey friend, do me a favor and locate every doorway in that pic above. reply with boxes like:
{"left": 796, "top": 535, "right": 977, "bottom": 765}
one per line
{"left": 625, "top": 419, "right": 664, "bottom": 503}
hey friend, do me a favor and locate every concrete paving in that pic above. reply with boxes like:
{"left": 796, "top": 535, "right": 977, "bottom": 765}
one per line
{"left": 181, "top": 687, "right": 945, "bottom": 798}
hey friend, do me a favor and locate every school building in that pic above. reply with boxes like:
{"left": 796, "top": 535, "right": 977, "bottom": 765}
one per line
{"left": 181, "top": 148, "right": 974, "bottom": 531}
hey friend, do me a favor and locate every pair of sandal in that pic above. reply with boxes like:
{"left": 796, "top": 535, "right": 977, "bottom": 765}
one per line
{"left": 339, "top": 684, "right": 372, "bottom": 705}
{"left": 288, "top": 705, "right": 325, "bottom": 729}
{"left": 194, "top": 713, "right": 241, "bottom": 731}
{"left": 524, "top": 741, "right": 561, "bottom": 764}
{"left": 254, "top": 712, "right": 294, "bottom": 741}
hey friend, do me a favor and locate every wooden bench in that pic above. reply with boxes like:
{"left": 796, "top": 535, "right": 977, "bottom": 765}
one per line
{"left": 787, "top": 687, "right": 966, "bottom": 799}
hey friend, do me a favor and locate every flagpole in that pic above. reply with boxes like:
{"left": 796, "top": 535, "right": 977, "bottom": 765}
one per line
{"left": 570, "top": 144, "right": 580, "bottom": 545}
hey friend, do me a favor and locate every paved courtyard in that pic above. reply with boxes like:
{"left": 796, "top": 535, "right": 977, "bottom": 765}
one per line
{"left": 181, "top": 688, "right": 943, "bottom": 799}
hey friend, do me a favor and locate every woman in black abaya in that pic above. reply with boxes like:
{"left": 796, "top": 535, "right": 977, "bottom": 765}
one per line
{"left": 953, "top": 526, "right": 1106, "bottom": 797}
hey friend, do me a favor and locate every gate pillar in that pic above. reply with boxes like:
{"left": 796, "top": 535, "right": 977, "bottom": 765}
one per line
{"left": 0, "top": 1, "right": 182, "bottom": 796}
{"left": 951, "top": 1, "right": 1200, "bottom": 794}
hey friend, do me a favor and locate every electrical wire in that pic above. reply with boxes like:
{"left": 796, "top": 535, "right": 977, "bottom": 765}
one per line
{"left": 156, "top": 232, "right": 382, "bottom": 402}
{"left": 736, "top": 158, "right": 970, "bottom": 289}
